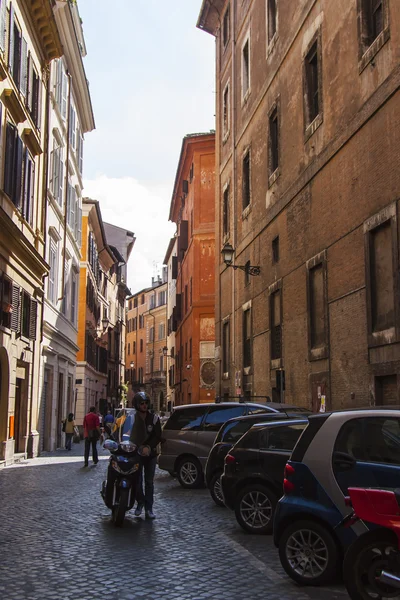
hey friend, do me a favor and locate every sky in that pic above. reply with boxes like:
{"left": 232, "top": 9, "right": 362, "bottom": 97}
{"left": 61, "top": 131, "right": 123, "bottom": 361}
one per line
{"left": 78, "top": 0, "right": 216, "bottom": 294}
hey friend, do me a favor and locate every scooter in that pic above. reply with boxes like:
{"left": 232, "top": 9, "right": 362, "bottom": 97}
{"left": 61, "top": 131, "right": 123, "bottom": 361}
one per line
{"left": 100, "top": 438, "right": 142, "bottom": 527}
{"left": 342, "top": 487, "right": 400, "bottom": 599}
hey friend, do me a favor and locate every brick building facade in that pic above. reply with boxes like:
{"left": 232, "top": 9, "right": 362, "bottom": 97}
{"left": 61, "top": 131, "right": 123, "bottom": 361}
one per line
{"left": 198, "top": 0, "right": 400, "bottom": 409}
{"left": 169, "top": 133, "right": 216, "bottom": 405}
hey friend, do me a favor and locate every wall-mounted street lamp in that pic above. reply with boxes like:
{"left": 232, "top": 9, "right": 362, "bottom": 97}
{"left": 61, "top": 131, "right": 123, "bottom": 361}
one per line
{"left": 130, "top": 361, "right": 135, "bottom": 368}
{"left": 162, "top": 346, "right": 174, "bottom": 359}
{"left": 101, "top": 317, "right": 110, "bottom": 331}
{"left": 221, "top": 243, "right": 261, "bottom": 276}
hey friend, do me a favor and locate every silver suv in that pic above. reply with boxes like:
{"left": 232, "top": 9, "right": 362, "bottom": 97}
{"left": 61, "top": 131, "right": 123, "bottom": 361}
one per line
{"left": 158, "top": 401, "right": 310, "bottom": 488}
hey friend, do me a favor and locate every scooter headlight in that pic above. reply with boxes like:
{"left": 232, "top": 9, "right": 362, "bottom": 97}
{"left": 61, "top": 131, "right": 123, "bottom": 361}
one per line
{"left": 120, "top": 441, "right": 137, "bottom": 453}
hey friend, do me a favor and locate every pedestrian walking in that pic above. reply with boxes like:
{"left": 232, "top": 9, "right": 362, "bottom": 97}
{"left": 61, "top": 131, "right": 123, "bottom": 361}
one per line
{"left": 103, "top": 409, "right": 115, "bottom": 438}
{"left": 63, "top": 413, "right": 75, "bottom": 450}
{"left": 130, "top": 392, "right": 162, "bottom": 519}
{"left": 83, "top": 406, "right": 100, "bottom": 467}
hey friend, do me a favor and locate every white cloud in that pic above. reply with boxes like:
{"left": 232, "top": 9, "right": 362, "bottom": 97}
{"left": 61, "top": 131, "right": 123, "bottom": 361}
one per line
{"left": 83, "top": 175, "right": 176, "bottom": 294}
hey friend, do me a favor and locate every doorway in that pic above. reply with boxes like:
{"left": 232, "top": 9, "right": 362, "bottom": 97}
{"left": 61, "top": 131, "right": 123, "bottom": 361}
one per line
{"left": 56, "top": 373, "right": 64, "bottom": 448}
{"left": 14, "top": 376, "right": 28, "bottom": 453}
{"left": 375, "top": 374, "right": 398, "bottom": 406}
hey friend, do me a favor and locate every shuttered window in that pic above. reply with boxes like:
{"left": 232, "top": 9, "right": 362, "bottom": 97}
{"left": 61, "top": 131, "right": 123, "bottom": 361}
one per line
{"left": 10, "top": 284, "right": 20, "bottom": 333}
{"left": 48, "top": 240, "right": 58, "bottom": 304}
{"left": 0, "top": 273, "right": 12, "bottom": 328}
{"left": 69, "top": 104, "right": 76, "bottom": 150}
{"left": 4, "top": 122, "right": 23, "bottom": 209}
{"left": 51, "top": 139, "right": 63, "bottom": 206}
{"left": 22, "top": 149, "right": 35, "bottom": 226}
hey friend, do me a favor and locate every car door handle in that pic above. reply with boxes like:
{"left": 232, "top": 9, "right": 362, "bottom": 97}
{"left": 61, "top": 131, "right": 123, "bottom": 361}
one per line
{"left": 333, "top": 451, "right": 356, "bottom": 471}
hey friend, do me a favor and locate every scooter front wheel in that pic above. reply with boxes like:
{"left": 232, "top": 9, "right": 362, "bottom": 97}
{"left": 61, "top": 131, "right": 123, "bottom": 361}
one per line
{"left": 343, "top": 530, "right": 399, "bottom": 599}
{"left": 112, "top": 488, "right": 129, "bottom": 527}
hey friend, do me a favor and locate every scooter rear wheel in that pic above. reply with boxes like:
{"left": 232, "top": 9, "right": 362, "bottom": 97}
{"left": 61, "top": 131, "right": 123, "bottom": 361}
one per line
{"left": 343, "top": 530, "right": 399, "bottom": 599}
{"left": 112, "top": 488, "right": 129, "bottom": 527}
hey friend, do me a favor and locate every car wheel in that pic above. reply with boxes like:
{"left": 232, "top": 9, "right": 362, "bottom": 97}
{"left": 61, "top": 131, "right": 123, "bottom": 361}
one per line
{"left": 209, "top": 472, "right": 225, "bottom": 507}
{"left": 234, "top": 485, "right": 276, "bottom": 534}
{"left": 177, "top": 457, "right": 203, "bottom": 489}
{"left": 279, "top": 520, "right": 339, "bottom": 586}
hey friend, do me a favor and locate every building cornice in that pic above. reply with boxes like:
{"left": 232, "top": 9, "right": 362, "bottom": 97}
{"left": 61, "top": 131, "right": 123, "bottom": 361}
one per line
{"left": 24, "top": 0, "right": 63, "bottom": 62}
{"left": 197, "top": 0, "right": 225, "bottom": 36}
{"left": 53, "top": 1, "right": 95, "bottom": 133}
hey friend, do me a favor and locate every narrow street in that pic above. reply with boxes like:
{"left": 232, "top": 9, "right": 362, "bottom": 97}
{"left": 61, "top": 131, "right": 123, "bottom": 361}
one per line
{"left": 0, "top": 444, "right": 348, "bottom": 600}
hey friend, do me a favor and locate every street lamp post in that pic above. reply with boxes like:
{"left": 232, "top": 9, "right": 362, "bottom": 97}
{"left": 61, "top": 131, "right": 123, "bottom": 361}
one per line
{"left": 221, "top": 243, "right": 261, "bottom": 276}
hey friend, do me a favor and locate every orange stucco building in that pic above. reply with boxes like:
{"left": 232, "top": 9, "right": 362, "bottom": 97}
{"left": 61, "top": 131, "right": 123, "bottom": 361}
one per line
{"left": 169, "top": 133, "right": 216, "bottom": 405}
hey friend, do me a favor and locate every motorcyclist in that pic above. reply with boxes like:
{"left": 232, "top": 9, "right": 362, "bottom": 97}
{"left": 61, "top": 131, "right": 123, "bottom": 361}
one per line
{"left": 131, "top": 392, "right": 162, "bottom": 519}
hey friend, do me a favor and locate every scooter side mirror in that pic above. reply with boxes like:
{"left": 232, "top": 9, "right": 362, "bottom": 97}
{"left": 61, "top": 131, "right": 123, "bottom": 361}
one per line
{"left": 103, "top": 439, "right": 118, "bottom": 452}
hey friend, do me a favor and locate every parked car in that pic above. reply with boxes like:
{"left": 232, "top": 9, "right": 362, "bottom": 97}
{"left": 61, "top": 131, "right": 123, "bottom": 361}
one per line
{"left": 158, "top": 401, "right": 309, "bottom": 489}
{"left": 221, "top": 419, "right": 308, "bottom": 534}
{"left": 205, "top": 411, "right": 310, "bottom": 506}
{"left": 273, "top": 408, "right": 400, "bottom": 587}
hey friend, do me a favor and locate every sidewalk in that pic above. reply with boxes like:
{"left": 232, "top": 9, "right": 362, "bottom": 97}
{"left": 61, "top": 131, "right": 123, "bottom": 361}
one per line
{"left": 4, "top": 437, "right": 109, "bottom": 468}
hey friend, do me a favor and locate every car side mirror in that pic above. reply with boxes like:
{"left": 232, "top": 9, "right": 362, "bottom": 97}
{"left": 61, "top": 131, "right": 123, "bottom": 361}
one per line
{"left": 333, "top": 451, "right": 356, "bottom": 471}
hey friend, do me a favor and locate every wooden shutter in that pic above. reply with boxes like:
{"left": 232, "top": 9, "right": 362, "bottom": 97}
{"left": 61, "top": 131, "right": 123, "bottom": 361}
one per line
{"left": 28, "top": 157, "right": 35, "bottom": 226}
{"left": 7, "top": 3, "right": 14, "bottom": 72}
{"left": 58, "top": 153, "right": 63, "bottom": 205}
{"left": 22, "top": 148, "right": 29, "bottom": 218}
{"left": 61, "top": 68, "right": 68, "bottom": 119}
{"left": 29, "top": 297, "right": 37, "bottom": 340}
{"left": 0, "top": 0, "right": 6, "bottom": 52}
{"left": 20, "top": 37, "right": 27, "bottom": 96}
{"left": 14, "top": 135, "right": 23, "bottom": 209}
{"left": 171, "top": 255, "right": 178, "bottom": 279}
{"left": 35, "top": 73, "right": 41, "bottom": 129}
{"left": 26, "top": 52, "right": 32, "bottom": 110}
{"left": 10, "top": 284, "right": 20, "bottom": 333}
{"left": 4, "top": 122, "right": 15, "bottom": 198}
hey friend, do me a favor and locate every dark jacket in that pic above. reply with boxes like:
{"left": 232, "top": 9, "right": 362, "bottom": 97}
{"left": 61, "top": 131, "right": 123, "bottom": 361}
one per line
{"left": 130, "top": 412, "right": 162, "bottom": 458}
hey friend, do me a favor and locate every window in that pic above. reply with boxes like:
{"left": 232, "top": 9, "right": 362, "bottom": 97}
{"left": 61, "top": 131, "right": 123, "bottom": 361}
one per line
{"left": 55, "top": 59, "right": 68, "bottom": 119}
{"left": 307, "top": 255, "right": 328, "bottom": 358}
{"left": 69, "top": 105, "right": 76, "bottom": 150}
{"left": 365, "top": 205, "right": 398, "bottom": 346}
{"left": 159, "top": 355, "right": 164, "bottom": 372}
{"left": 149, "top": 327, "right": 154, "bottom": 342}
{"left": 0, "top": 273, "right": 12, "bottom": 328}
{"left": 128, "top": 343, "right": 131, "bottom": 356}
{"left": 243, "top": 307, "right": 252, "bottom": 368}
{"left": 9, "top": 12, "right": 23, "bottom": 89}
{"left": 360, "top": 0, "right": 385, "bottom": 49}
{"left": 334, "top": 417, "right": 400, "bottom": 465}
{"left": 272, "top": 236, "right": 279, "bottom": 263}
{"left": 141, "top": 294, "right": 145, "bottom": 305}
{"left": 158, "top": 323, "right": 165, "bottom": 340}
{"left": 71, "top": 271, "right": 77, "bottom": 325}
{"left": 222, "top": 82, "right": 230, "bottom": 139}
{"left": 133, "top": 341, "right": 136, "bottom": 354}
{"left": 190, "top": 278, "right": 192, "bottom": 306}
{"left": 163, "top": 406, "right": 205, "bottom": 431}
{"left": 270, "top": 284, "right": 282, "bottom": 361}
{"left": 259, "top": 423, "right": 306, "bottom": 451}
{"left": 4, "top": 122, "right": 23, "bottom": 209}
{"left": 222, "top": 420, "right": 252, "bottom": 444}
{"left": 242, "top": 149, "right": 251, "bottom": 210}
{"left": 189, "top": 338, "right": 192, "bottom": 359}
{"left": 223, "top": 184, "right": 230, "bottom": 238}
{"left": 223, "top": 4, "right": 230, "bottom": 48}
{"left": 304, "top": 37, "right": 322, "bottom": 129}
{"left": 158, "top": 291, "right": 166, "bottom": 306}
{"left": 48, "top": 239, "right": 58, "bottom": 304}
{"left": 51, "top": 139, "right": 64, "bottom": 206}
{"left": 242, "top": 37, "right": 250, "bottom": 98}
{"left": 140, "top": 339, "right": 143, "bottom": 352}
{"left": 185, "top": 285, "right": 188, "bottom": 313}
{"left": 222, "top": 320, "right": 230, "bottom": 374}
{"left": 28, "top": 61, "right": 41, "bottom": 128}
{"left": 269, "top": 104, "right": 279, "bottom": 177}
{"left": 267, "top": 0, "right": 277, "bottom": 44}
{"left": 149, "top": 295, "right": 155, "bottom": 309}
{"left": 21, "top": 290, "right": 30, "bottom": 338}
{"left": 22, "top": 149, "right": 35, "bottom": 226}
{"left": 204, "top": 406, "right": 245, "bottom": 432}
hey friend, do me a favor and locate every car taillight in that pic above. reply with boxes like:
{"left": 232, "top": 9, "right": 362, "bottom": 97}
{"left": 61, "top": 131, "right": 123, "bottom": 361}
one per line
{"left": 225, "top": 454, "right": 236, "bottom": 464}
{"left": 283, "top": 463, "right": 295, "bottom": 494}
{"left": 284, "top": 463, "right": 295, "bottom": 477}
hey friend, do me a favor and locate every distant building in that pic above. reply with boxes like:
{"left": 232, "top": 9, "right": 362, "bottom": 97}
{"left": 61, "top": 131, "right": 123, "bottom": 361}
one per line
{"left": 164, "top": 236, "right": 178, "bottom": 411}
{"left": 126, "top": 275, "right": 168, "bottom": 411}
{"left": 75, "top": 199, "right": 117, "bottom": 424}
{"left": 169, "top": 133, "right": 216, "bottom": 405}
{"left": 198, "top": 0, "right": 400, "bottom": 408}
{"left": 40, "top": 0, "right": 95, "bottom": 451}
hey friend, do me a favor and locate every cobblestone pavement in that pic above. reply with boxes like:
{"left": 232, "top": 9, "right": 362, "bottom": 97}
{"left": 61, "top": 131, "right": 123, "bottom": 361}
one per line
{"left": 0, "top": 443, "right": 349, "bottom": 600}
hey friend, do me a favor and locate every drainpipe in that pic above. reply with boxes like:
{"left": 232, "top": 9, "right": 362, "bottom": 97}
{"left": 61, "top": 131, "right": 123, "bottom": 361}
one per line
{"left": 231, "top": 2, "right": 237, "bottom": 395}
{"left": 58, "top": 71, "right": 72, "bottom": 302}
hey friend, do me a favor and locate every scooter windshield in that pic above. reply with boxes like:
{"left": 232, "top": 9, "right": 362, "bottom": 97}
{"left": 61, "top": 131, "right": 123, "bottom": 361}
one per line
{"left": 112, "top": 409, "right": 137, "bottom": 443}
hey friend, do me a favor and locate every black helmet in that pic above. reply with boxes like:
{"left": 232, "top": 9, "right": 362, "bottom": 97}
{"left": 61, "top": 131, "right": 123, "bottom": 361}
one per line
{"left": 133, "top": 391, "right": 150, "bottom": 410}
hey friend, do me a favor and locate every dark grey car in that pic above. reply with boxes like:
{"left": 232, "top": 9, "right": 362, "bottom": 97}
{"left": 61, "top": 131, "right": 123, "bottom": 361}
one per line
{"left": 158, "top": 401, "right": 310, "bottom": 488}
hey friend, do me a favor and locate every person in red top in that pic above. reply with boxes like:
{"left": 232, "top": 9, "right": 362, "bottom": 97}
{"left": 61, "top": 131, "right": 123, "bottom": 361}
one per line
{"left": 83, "top": 406, "right": 101, "bottom": 467}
